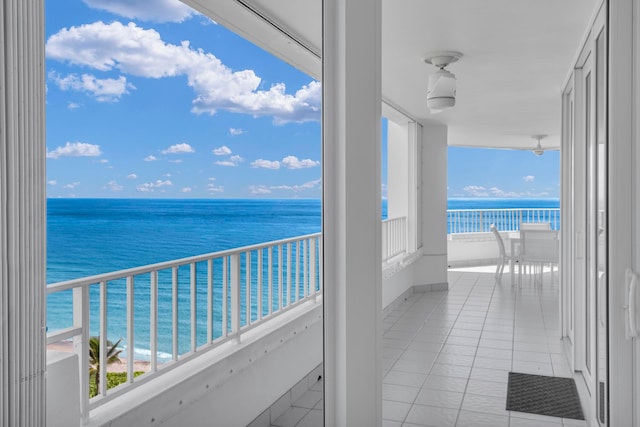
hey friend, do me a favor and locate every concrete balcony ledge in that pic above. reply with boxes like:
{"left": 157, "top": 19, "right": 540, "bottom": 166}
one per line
{"left": 47, "top": 350, "right": 81, "bottom": 427}
{"left": 382, "top": 247, "right": 423, "bottom": 279}
{"left": 447, "top": 232, "right": 500, "bottom": 268}
{"left": 54, "top": 299, "right": 323, "bottom": 427}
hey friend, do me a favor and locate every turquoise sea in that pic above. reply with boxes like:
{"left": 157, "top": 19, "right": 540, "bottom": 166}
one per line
{"left": 46, "top": 197, "right": 558, "bottom": 359}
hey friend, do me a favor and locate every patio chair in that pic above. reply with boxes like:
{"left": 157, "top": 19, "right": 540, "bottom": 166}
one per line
{"left": 518, "top": 229, "right": 559, "bottom": 286}
{"left": 490, "top": 224, "right": 518, "bottom": 284}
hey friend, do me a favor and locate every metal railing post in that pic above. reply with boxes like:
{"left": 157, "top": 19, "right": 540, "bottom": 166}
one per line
{"left": 126, "top": 276, "right": 135, "bottom": 383}
{"left": 99, "top": 281, "right": 108, "bottom": 397}
{"left": 73, "top": 286, "right": 90, "bottom": 424}
{"left": 231, "top": 253, "right": 241, "bottom": 342}
{"left": 246, "top": 251, "right": 252, "bottom": 325}
{"left": 310, "top": 238, "right": 317, "bottom": 300}
{"left": 150, "top": 271, "right": 158, "bottom": 372}
{"left": 172, "top": 267, "right": 178, "bottom": 361}
{"left": 190, "top": 263, "right": 197, "bottom": 353}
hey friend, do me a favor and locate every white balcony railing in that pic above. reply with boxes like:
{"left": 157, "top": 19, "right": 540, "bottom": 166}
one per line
{"left": 382, "top": 216, "right": 407, "bottom": 262}
{"left": 46, "top": 233, "right": 322, "bottom": 422}
{"left": 447, "top": 208, "right": 561, "bottom": 234}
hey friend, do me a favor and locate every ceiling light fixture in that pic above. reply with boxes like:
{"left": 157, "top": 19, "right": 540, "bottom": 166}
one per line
{"left": 424, "top": 51, "right": 463, "bottom": 113}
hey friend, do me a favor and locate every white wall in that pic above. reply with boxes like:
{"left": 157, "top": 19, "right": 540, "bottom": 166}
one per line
{"left": 382, "top": 258, "right": 418, "bottom": 309}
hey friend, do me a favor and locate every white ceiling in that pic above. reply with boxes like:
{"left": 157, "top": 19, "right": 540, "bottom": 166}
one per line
{"left": 187, "top": 0, "right": 598, "bottom": 151}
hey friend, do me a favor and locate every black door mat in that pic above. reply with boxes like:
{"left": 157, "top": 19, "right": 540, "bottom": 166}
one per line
{"left": 506, "top": 372, "right": 584, "bottom": 420}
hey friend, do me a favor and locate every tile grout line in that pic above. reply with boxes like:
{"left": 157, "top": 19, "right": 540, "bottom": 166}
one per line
{"left": 452, "top": 272, "right": 509, "bottom": 427}
{"left": 383, "top": 272, "right": 471, "bottom": 424}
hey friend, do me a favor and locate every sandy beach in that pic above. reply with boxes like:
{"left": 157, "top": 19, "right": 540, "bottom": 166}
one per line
{"left": 47, "top": 341, "right": 151, "bottom": 373}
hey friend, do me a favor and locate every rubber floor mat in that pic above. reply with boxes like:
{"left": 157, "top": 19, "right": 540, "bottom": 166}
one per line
{"left": 506, "top": 372, "right": 584, "bottom": 420}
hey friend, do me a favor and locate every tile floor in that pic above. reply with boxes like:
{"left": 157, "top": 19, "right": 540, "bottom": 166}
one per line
{"left": 270, "top": 267, "right": 589, "bottom": 427}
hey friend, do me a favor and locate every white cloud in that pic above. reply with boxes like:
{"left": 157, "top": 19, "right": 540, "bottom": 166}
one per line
{"left": 229, "top": 128, "right": 246, "bottom": 136}
{"left": 48, "top": 180, "right": 57, "bottom": 186}
{"left": 489, "top": 186, "right": 550, "bottom": 198}
{"left": 136, "top": 179, "right": 172, "bottom": 192}
{"left": 270, "top": 178, "right": 321, "bottom": 192}
{"left": 46, "top": 21, "right": 321, "bottom": 124}
{"left": 489, "top": 187, "right": 521, "bottom": 198}
{"left": 181, "top": 187, "right": 192, "bottom": 193}
{"left": 522, "top": 175, "right": 535, "bottom": 183}
{"left": 281, "top": 155, "right": 320, "bottom": 169}
{"left": 82, "top": 0, "right": 197, "bottom": 23}
{"left": 251, "top": 159, "right": 281, "bottom": 170}
{"left": 462, "top": 185, "right": 489, "bottom": 197}
{"left": 103, "top": 180, "right": 123, "bottom": 191}
{"left": 206, "top": 178, "right": 223, "bottom": 193}
{"left": 215, "top": 155, "right": 243, "bottom": 167}
{"left": 64, "top": 182, "right": 80, "bottom": 189}
{"left": 161, "top": 143, "right": 194, "bottom": 154}
{"left": 460, "top": 185, "right": 551, "bottom": 198}
{"left": 169, "top": 159, "right": 183, "bottom": 163}
{"left": 215, "top": 160, "right": 235, "bottom": 167}
{"left": 49, "top": 71, "right": 134, "bottom": 102}
{"left": 127, "top": 173, "right": 137, "bottom": 179}
{"left": 213, "top": 145, "right": 232, "bottom": 156}
{"left": 67, "top": 102, "right": 81, "bottom": 109}
{"left": 144, "top": 155, "right": 158, "bottom": 162}
{"left": 98, "top": 159, "right": 109, "bottom": 163}
{"left": 249, "top": 185, "right": 271, "bottom": 195}
{"left": 47, "top": 142, "right": 102, "bottom": 159}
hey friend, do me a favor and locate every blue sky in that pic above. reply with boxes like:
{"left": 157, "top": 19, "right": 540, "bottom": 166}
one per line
{"left": 45, "top": 0, "right": 559, "bottom": 199}
{"left": 448, "top": 147, "right": 559, "bottom": 199}
{"left": 46, "top": 0, "right": 321, "bottom": 198}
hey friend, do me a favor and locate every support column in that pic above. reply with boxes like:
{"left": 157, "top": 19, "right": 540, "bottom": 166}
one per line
{"left": 323, "top": 0, "right": 382, "bottom": 425}
{"left": 414, "top": 124, "right": 448, "bottom": 286}
{"left": 407, "top": 121, "right": 420, "bottom": 252}
{"left": 0, "top": 1, "right": 47, "bottom": 426}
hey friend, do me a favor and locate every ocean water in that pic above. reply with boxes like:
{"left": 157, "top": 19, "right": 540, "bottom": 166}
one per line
{"left": 47, "top": 199, "right": 324, "bottom": 283}
{"left": 46, "top": 198, "right": 324, "bottom": 360}
{"left": 46, "top": 197, "right": 557, "bottom": 360}
{"left": 447, "top": 198, "right": 559, "bottom": 210}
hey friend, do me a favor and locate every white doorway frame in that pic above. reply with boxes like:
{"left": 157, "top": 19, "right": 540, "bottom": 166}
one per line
{"left": 605, "top": 0, "right": 634, "bottom": 426}
{"left": 562, "top": 1, "right": 636, "bottom": 424}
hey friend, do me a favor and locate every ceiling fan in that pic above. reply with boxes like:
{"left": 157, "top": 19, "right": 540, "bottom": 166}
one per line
{"left": 509, "top": 135, "right": 557, "bottom": 155}
{"left": 531, "top": 135, "right": 547, "bottom": 156}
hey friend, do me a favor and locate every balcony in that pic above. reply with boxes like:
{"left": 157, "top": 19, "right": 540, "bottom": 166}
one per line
{"left": 447, "top": 208, "right": 560, "bottom": 268}
{"left": 45, "top": 208, "right": 567, "bottom": 426}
